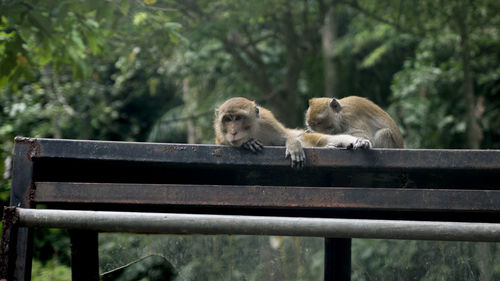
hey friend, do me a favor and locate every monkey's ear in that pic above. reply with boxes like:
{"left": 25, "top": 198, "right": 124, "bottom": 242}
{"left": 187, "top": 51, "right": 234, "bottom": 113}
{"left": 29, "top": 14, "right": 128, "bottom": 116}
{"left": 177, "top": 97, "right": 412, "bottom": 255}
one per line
{"left": 329, "top": 98, "right": 342, "bottom": 112}
{"left": 251, "top": 101, "right": 260, "bottom": 118}
{"left": 214, "top": 108, "right": 219, "bottom": 117}
{"left": 308, "top": 99, "right": 313, "bottom": 106}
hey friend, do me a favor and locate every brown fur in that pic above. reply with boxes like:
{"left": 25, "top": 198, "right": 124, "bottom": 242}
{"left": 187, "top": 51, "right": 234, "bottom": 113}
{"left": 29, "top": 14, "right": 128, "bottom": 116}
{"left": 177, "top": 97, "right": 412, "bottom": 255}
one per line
{"left": 306, "top": 96, "right": 404, "bottom": 148}
{"left": 215, "top": 97, "right": 305, "bottom": 168}
{"left": 215, "top": 97, "right": 289, "bottom": 147}
{"left": 215, "top": 97, "right": 372, "bottom": 168}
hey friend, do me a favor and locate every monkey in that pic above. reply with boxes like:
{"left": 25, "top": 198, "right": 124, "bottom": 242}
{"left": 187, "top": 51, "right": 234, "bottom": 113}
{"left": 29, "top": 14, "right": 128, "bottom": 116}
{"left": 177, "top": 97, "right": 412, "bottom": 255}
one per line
{"left": 214, "top": 97, "right": 372, "bottom": 168}
{"left": 305, "top": 96, "right": 404, "bottom": 148}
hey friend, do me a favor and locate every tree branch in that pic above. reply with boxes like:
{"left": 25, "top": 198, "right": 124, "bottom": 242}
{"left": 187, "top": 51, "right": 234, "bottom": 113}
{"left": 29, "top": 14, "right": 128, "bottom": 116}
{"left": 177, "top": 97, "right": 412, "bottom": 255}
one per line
{"left": 100, "top": 253, "right": 172, "bottom": 277}
{"left": 134, "top": 0, "right": 178, "bottom": 12}
{"left": 338, "top": 0, "right": 415, "bottom": 35}
{"left": 159, "top": 110, "right": 212, "bottom": 124}
{"left": 220, "top": 36, "right": 274, "bottom": 94}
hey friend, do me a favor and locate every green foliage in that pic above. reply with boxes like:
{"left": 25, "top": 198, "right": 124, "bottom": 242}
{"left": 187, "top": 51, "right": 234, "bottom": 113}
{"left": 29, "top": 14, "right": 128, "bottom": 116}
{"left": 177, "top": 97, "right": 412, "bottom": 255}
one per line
{"left": 1, "top": 0, "right": 500, "bottom": 279}
{"left": 330, "top": 9, "right": 416, "bottom": 106}
{"left": 0, "top": 0, "right": 114, "bottom": 89}
{"left": 100, "top": 234, "right": 324, "bottom": 281}
{"left": 390, "top": 25, "right": 500, "bottom": 148}
{"left": 353, "top": 240, "right": 500, "bottom": 281}
{"left": 31, "top": 259, "right": 71, "bottom": 281}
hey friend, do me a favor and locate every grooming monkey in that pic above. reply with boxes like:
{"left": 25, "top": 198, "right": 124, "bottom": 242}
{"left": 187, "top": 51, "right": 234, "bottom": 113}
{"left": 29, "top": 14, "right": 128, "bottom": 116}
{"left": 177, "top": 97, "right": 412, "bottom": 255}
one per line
{"left": 306, "top": 96, "right": 404, "bottom": 148}
{"left": 214, "top": 97, "right": 371, "bottom": 168}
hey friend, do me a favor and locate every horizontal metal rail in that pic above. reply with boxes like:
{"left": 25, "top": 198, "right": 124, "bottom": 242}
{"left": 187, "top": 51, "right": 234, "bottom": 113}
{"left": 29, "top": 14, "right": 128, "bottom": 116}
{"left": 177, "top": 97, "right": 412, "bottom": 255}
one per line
{"left": 17, "top": 208, "right": 500, "bottom": 242}
{"left": 16, "top": 137, "right": 500, "bottom": 170}
{"left": 34, "top": 182, "right": 500, "bottom": 213}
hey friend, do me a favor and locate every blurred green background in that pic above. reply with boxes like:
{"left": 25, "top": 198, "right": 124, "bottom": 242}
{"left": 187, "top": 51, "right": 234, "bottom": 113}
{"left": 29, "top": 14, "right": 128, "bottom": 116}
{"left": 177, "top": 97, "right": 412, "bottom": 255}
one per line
{"left": 1, "top": 0, "right": 499, "bottom": 280}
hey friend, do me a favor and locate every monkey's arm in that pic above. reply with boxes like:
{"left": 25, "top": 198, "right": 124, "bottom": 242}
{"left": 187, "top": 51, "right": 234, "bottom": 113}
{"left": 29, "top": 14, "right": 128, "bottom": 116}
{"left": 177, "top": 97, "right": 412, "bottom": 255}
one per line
{"left": 257, "top": 109, "right": 306, "bottom": 169}
{"left": 302, "top": 132, "right": 372, "bottom": 149}
{"left": 284, "top": 136, "right": 305, "bottom": 169}
{"left": 276, "top": 127, "right": 306, "bottom": 169}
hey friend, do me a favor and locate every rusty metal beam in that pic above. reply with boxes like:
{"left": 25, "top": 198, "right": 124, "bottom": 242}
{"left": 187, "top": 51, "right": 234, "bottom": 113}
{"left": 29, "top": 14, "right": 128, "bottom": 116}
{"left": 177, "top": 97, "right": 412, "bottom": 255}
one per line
{"left": 10, "top": 139, "right": 35, "bottom": 281}
{"left": 33, "top": 182, "right": 500, "bottom": 214}
{"left": 18, "top": 137, "right": 500, "bottom": 170}
{"left": 10, "top": 137, "right": 500, "bottom": 281}
{"left": 0, "top": 207, "right": 20, "bottom": 281}
{"left": 16, "top": 208, "right": 500, "bottom": 242}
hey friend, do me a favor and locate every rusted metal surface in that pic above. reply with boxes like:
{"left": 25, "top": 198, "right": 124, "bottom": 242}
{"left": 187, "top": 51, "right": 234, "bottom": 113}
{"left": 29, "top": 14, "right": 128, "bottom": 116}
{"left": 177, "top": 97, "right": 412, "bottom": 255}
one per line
{"left": 33, "top": 182, "right": 500, "bottom": 215}
{"left": 10, "top": 139, "right": 35, "bottom": 281}
{"left": 13, "top": 137, "right": 40, "bottom": 161}
{"left": 0, "top": 207, "right": 19, "bottom": 281}
{"left": 22, "top": 137, "right": 500, "bottom": 190}
{"left": 8, "top": 137, "right": 500, "bottom": 281}
{"left": 18, "top": 137, "right": 500, "bottom": 170}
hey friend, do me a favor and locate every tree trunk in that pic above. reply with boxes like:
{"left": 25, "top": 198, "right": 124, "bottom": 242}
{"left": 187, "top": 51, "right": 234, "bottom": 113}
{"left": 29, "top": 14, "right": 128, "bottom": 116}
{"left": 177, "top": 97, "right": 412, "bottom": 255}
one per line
{"left": 322, "top": 4, "right": 338, "bottom": 98}
{"left": 41, "top": 66, "right": 63, "bottom": 138}
{"left": 270, "top": 0, "right": 304, "bottom": 128}
{"left": 457, "top": 14, "right": 490, "bottom": 281}
{"left": 259, "top": 237, "right": 285, "bottom": 281}
{"left": 182, "top": 79, "right": 200, "bottom": 144}
{"left": 458, "top": 19, "right": 482, "bottom": 149}
{"left": 274, "top": 67, "right": 300, "bottom": 128}
{"left": 475, "top": 243, "right": 492, "bottom": 281}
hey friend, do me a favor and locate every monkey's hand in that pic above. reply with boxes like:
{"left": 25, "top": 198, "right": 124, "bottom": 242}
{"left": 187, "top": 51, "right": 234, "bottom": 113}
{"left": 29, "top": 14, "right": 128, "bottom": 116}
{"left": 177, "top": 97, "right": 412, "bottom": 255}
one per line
{"left": 285, "top": 138, "right": 306, "bottom": 169}
{"left": 242, "top": 138, "right": 264, "bottom": 153}
{"left": 322, "top": 134, "right": 371, "bottom": 149}
{"left": 348, "top": 137, "right": 372, "bottom": 149}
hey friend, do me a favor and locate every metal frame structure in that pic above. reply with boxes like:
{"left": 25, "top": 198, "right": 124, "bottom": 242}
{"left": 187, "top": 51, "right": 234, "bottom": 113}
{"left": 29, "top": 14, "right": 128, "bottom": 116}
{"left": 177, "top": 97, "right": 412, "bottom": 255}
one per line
{"left": 1, "top": 137, "right": 500, "bottom": 281}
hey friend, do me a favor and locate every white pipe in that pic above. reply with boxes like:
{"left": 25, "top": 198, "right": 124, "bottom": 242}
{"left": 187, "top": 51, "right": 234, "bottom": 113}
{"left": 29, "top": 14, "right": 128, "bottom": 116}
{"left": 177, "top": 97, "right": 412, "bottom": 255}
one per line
{"left": 17, "top": 208, "right": 500, "bottom": 242}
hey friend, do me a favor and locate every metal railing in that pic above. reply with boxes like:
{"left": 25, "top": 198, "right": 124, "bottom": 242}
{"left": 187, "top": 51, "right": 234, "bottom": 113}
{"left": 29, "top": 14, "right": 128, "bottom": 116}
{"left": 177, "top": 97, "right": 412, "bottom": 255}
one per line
{"left": 1, "top": 137, "right": 500, "bottom": 281}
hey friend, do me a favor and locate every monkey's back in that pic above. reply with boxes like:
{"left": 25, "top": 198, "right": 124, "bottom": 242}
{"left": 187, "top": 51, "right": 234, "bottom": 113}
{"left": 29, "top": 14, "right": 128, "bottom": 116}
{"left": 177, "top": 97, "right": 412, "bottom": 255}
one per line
{"left": 340, "top": 96, "right": 404, "bottom": 147}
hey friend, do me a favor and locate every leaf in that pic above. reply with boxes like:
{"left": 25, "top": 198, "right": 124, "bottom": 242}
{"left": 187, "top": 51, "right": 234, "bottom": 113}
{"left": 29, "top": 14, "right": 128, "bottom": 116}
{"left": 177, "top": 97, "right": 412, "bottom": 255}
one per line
{"left": 169, "top": 29, "right": 188, "bottom": 45}
{"left": 71, "top": 29, "right": 85, "bottom": 50}
{"left": 164, "top": 22, "right": 182, "bottom": 30}
{"left": 144, "top": 0, "right": 157, "bottom": 6}
{"left": 360, "top": 43, "right": 388, "bottom": 68}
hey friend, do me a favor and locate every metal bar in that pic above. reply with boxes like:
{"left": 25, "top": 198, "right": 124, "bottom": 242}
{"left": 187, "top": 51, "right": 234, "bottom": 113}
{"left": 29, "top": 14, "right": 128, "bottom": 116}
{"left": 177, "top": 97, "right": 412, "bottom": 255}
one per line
{"left": 70, "top": 230, "right": 99, "bottom": 281}
{"left": 324, "top": 238, "right": 351, "bottom": 281}
{"left": 10, "top": 139, "right": 35, "bottom": 281}
{"left": 34, "top": 182, "right": 500, "bottom": 213}
{"left": 16, "top": 208, "right": 500, "bottom": 242}
{"left": 0, "top": 207, "right": 20, "bottom": 281}
{"left": 19, "top": 137, "right": 500, "bottom": 170}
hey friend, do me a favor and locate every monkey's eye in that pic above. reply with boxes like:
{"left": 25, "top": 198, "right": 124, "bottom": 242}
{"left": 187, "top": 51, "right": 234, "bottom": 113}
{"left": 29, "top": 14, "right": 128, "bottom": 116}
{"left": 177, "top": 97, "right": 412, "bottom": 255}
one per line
{"left": 222, "top": 116, "right": 231, "bottom": 122}
{"left": 234, "top": 115, "right": 244, "bottom": 121}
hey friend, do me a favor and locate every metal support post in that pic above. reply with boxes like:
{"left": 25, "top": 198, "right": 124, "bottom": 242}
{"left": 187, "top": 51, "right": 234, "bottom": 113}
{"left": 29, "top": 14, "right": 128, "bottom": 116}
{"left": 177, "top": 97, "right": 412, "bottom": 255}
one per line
{"left": 0, "top": 207, "right": 20, "bottom": 281}
{"left": 324, "top": 238, "right": 351, "bottom": 281}
{"left": 70, "top": 230, "right": 100, "bottom": 281}
{"left": 10, "top": 138, "right": 36, "bottom": 281}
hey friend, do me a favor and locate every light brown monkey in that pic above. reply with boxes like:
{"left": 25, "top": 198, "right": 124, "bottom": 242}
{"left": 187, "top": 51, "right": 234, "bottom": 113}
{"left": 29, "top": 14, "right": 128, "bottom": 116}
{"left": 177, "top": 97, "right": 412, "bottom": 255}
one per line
{"left": 215, "top": 97, "right": 371, "bottom": 168}
{"left": 306, "top": 96, "right": 404, "bottom": 148}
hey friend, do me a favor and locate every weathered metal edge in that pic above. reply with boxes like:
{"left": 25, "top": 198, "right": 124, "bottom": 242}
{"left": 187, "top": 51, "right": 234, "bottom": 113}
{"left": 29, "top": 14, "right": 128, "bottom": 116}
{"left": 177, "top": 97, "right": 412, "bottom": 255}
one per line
{"left": 15, "top": 137, "right": 500, "bottom": 170}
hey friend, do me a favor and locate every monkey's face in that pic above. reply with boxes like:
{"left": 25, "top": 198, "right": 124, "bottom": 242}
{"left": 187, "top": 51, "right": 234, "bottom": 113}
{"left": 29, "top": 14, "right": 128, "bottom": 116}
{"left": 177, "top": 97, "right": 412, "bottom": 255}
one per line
{"left": 216, "top": 98, "right": 259, "bottom": 147}
{"left": 219, "top": 112, "right": 255, "bottom": 146}
{"left": 305, "top": 98, "right": 340, "bottom": 134}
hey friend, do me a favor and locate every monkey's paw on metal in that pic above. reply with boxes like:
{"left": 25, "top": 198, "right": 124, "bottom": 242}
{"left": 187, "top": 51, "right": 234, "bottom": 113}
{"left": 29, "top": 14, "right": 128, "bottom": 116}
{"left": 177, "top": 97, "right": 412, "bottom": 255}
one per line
{"left": 242, "top": 138, "right": 264, "bottom": 153}
{"left": 352, "top": 138, "right": 372, "bottom": 149}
